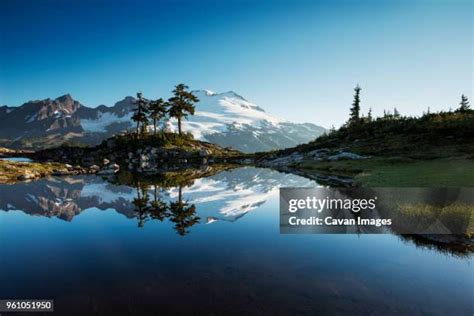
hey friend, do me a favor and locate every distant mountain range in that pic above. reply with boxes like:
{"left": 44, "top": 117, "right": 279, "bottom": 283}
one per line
{"left": 0, "top": 90, "right": 325, "bottom": 152}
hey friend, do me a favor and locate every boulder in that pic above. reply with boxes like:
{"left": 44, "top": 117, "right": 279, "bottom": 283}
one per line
{"left": 89, "top": 165, "right": 101, "bottom": 172}
{"left": 327, "top": 152, "right": 366, "bottom": 161}
{"left": 18, "top": 172, "right": 37, "bottom": 180}
{"left": 199, "top": 149, "right": 211, "bottom": 157}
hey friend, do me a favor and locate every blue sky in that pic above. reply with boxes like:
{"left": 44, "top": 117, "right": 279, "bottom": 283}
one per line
{"left": 0, "top": 0, "right": 472, "bottom": 127}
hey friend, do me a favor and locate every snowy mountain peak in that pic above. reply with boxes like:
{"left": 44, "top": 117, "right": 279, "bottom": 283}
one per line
{"left": 200, "top": 89, "right": 217, "bottom": 96}
{"left": 0, "top": 90, "right": 326, "bottom": 152}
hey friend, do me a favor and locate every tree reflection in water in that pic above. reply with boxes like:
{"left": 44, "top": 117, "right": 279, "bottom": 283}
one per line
{"left": 132, "top": 181, "right": 199, "bottom": 236}
{"left": 168, "top": 185, "right": 200, "bottom": 236}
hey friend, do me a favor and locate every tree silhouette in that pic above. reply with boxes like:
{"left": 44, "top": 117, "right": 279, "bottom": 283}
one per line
{"left": 393, "top": 107, "right": 400, "bottom": 119}
{"left": 458, "top": 94, "right": 470, "bottom": 112}
{"left": 132, "top": 182, "right": 150, "bottom": 228}
{"left": 149, "top": 186, "right": 169, "bottom": 221}
{"left": 167, "top": 84, "right": 199, "bottom": 135}
{"left": 168, "top": 185, "right": 200, "bottom": 236}
{"left": 348, "top": 85, "right": 361, "bottom": 126}
{"left": 367, "top": 107, "right": 373, "bottom": 122}
{"left": 132, "top": 92, "right": 150, "bottom": 138}
{"left": 149, "top": 98, "right": 167, "bottom": 136}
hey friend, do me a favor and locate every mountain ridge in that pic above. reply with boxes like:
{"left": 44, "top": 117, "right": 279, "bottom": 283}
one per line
{"left": 0, "top": 91, "right": 326, "bottom": 152}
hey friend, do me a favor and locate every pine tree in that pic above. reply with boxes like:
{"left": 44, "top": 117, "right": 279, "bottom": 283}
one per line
{"left": 458, "top": 94, "right": 470, "bottom": 112}
{"left": 348, "top": 85, "right": 361, "bottom": 126}
{"left": 367, "top": 107, "right": 373, "bottom": 122}
{"left": 132, "top": 92, "right": 150, "bottom": 138}
{"left": 168, "top": 83, "right": 199, "bottom": 135}
{"left": 149, "top": 98, "right": 167, "bottom": 136}
{"left": 393, "top": 107, "right": 400, "bottom": 119}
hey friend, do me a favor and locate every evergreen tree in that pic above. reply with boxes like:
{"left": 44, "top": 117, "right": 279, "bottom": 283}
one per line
{"left": 149, "top": 98, "right": 167, "bottom": 136}
{"left": 458, "top": 94, "right": 470, "bottom": 112}
{"left": 168, "top": 84, "right": 199, "bottom": 135}
{"left": 367, "top": 107, "right": 373, "bottom": 122}
{"left": 348, "top": 85, "right": 361, "bottom": 125}
{"left": 393, "top": 107, "right": 400, "bottom": 119}
{"left": 132, "top": 92, "right": 150, "bottom": 138}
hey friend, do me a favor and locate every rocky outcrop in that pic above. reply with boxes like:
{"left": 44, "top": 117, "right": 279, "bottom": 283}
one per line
{"left": 257, "top": 148, "right": 368, "bottom": 167}
{"left": 32, "top": 134, "right": 245, "bottom": 175}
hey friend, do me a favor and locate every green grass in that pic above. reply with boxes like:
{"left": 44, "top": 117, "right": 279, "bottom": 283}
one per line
{"left": 295, "top": 157, "right": 474, "bottom": 187}
{"left": 0, "top": 160, "right": 66, "bottom": 183}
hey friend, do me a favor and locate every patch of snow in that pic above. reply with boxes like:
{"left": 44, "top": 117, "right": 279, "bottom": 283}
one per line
{"left": 26, "top": 113, "right": 37, "bottom": 123}
{"left": 81, "top": 111, "right": 132, "bottom": 133}
{"left": 81, "top": 183, "right": 135, "bottom": 203}
{"left": 26, "top": 193, "right": 39, "bottom": 204}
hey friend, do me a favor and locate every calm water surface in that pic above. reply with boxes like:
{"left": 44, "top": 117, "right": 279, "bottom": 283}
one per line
{"left": 0, "top": 157, "right": 33, "bottom": 162}
{"left": 0, "top": 167, "right": 472, "bottom": 315}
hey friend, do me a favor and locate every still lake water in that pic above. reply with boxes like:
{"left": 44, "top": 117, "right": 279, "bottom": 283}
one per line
{"left": 0, "top": 157, "right": 33, "bottom": 162}
{"left": 0, "top": 167, "right": 472, "bottom": 315}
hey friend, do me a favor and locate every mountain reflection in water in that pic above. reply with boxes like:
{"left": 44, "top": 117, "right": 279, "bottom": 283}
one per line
{"left": 0, "top": 167, "right": 315, "bottom": 234}
{"left": 0, "top": 167, "right": 472, "bottom": 316}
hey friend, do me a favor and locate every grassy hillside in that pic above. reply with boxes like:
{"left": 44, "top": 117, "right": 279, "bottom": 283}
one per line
{"left": 265, "top": 110, "right": 474, "bottom": 159}
{"left": 258, "top": 109, "right": 474, "bottom": 187}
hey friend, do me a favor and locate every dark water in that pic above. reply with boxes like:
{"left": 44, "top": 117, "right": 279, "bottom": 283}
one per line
{"left": 0, "top": 167, "right": 472, "bottom": 315}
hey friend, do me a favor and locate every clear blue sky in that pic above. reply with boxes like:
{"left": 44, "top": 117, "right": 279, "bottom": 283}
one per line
{"left": 0, "top": 0, "right": 472, "bottom": 127}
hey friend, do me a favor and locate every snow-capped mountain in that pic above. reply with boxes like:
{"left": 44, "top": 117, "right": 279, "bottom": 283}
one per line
{"left": 0, "top": 90, "right": 325, "bottom": 152}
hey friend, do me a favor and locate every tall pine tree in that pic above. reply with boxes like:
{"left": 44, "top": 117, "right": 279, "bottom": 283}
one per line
{"left": 458, "top": 94, "right": 470, "bottom": 112}
{"left": 348, "top": 85, "right": 361, "bottom": 126}
{"left": 131, "top": 92, "right": 150, "bottom": 138}
{"left": 168, "top": 84, "right": 199, "bottom": 135}
{"left": 149, "top": 98, "right": 167, "bottom": 136}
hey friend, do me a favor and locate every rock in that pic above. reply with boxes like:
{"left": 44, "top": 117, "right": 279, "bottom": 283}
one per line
{"left": 263, "top": 152, "right": 304, "bottom": 167}
{"left": 18, "top": 173, "right": 37, "bottom": 180}
{"left": 327, "top": 152, "right": 366, "bottom": 161}
{"left": 65, "top": 164, "right": 73, "bottom": 169}
{"left": 199, "top": 149, "right": 211, "bottom": 157}
{"left": 103, "top": 158, "right": 110, "bottom": 165}
{"left": 110, "top": 163, "right": 120, "bottom": 170}
{"left": 306, "top": 149, "right": 330, "bottom": 159}
{"left": 89, "top": 165, "right": 100, "bottom": 172}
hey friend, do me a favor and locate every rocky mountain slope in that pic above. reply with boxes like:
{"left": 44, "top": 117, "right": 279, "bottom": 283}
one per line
{"left": 0, "top": 91, "right": 325, "bottom": 152}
